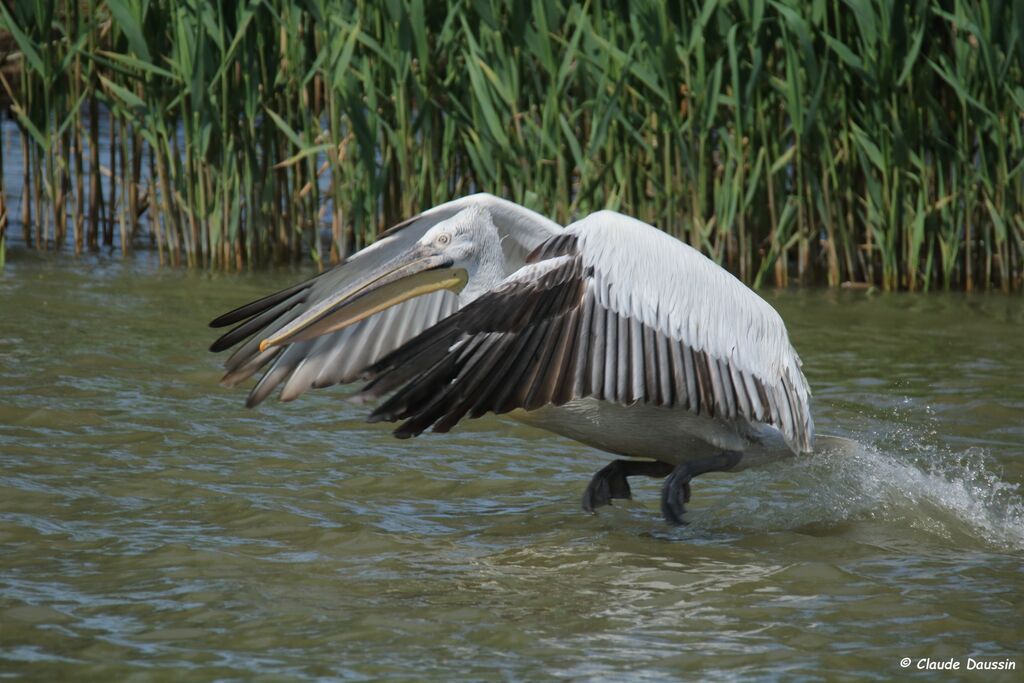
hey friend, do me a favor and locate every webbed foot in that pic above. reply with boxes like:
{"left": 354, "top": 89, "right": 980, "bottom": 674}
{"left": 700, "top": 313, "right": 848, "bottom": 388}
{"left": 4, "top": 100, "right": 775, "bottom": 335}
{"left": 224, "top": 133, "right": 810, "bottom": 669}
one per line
{"left": 660, "top": 452, "right": 743, "bottom": 525}
{"left": 582, "top": 460, "right": 674, "bottom": 512}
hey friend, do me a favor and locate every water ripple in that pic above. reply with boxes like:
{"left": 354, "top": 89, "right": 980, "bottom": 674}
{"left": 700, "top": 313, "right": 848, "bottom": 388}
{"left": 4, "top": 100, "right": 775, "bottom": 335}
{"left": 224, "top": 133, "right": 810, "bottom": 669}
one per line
{"left": 0, "top": 261, "right": 1021, "bottom": 680}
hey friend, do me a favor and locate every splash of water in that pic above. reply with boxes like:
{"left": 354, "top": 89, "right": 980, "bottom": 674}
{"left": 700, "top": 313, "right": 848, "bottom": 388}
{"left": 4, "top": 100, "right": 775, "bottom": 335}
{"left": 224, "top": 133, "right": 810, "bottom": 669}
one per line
{"left": 702, "top": 431, "right": 1024, "bottom": 552}
{"left": 827, "top": 436, "right": 1022, "bottom": 549}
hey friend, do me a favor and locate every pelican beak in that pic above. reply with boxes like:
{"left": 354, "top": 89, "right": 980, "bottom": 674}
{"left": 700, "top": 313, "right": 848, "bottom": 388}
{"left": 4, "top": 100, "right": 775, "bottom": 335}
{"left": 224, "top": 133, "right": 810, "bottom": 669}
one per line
{"left": 258, "top": 246, "right": 467, "bottom": 351}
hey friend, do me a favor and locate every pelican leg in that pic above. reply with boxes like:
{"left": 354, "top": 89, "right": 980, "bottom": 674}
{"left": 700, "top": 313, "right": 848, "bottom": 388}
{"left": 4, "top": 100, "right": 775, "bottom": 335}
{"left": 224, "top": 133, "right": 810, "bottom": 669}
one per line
{"left": 582, "top": 459, "right": 675, "bottom": 512}
{"left": 661, "top": 451, "right": 743, "bottom": 526}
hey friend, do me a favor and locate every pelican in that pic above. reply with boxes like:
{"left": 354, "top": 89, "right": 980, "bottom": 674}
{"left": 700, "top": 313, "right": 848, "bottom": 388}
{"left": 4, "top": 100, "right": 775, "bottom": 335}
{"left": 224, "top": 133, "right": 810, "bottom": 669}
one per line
{"left": 210, "top": 194, "right": 817, "bottom": 524}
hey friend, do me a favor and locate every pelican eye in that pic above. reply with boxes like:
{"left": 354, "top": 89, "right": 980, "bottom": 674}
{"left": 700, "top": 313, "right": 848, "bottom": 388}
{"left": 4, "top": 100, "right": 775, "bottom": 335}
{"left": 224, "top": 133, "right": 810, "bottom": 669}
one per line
{"left": 436, "top": 233, "right": 451, "bottom": 246}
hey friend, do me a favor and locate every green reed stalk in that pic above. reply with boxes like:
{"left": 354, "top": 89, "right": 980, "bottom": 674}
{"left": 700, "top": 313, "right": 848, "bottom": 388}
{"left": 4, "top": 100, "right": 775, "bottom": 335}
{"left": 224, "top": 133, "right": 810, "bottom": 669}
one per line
{"left": 0, "top": 111, "right": 5, "bottom": 268}
{"left": 0, "top": 0, "right": 1021, "bottom": 289}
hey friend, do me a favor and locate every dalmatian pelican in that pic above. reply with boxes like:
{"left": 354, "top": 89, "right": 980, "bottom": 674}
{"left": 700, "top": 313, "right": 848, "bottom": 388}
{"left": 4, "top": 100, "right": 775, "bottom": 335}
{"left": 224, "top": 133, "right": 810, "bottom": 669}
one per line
{"left": 210, "top": 194, "right": 817, "bottom": 524}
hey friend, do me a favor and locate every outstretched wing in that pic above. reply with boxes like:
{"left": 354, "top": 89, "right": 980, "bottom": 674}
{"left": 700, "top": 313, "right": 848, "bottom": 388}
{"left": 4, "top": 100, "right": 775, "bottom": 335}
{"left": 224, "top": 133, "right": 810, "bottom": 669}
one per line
{"left": 209, "top": 194, "right": 561, "bottom": 407}
{"left": 363, "top": 211, "right": 814, "bottom": 454}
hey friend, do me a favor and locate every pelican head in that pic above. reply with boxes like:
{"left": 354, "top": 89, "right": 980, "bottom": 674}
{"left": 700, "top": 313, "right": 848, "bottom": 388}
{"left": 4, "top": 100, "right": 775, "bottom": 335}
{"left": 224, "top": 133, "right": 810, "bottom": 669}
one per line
{"left": 258, "top": 207, "right": 502, "bottom": 352}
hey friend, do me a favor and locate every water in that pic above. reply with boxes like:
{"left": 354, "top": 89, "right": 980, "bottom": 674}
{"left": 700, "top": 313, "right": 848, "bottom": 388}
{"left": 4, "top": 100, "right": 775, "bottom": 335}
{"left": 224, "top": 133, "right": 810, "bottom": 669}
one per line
{"left": 1, "top": 251, "right": 1022, "bottom": 681}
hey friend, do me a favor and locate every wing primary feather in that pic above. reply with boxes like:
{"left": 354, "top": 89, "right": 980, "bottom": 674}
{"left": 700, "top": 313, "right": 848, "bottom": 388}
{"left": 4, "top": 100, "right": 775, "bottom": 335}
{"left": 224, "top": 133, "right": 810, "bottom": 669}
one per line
{"left": 519, "top": 321, "right": 561, "bottom": 410}
{"left": 602, "top": 308, "right": 618, "bottom": 402}
{"left": 525, "top": 233, "right": 579, "bottom": 263}
{"left": 755, "top": 378, "right": 773, "bottom": 423}
{"left": 209, "top": 276, "right": 317, "bottom": 328}
{"left": 680, "top": 342, "right": 698, "bottom": 413}
{"left": 246, "top": 345, "right": 305, "bottom": 407}
{"left": 742, "top": 371, "right": 764, "bottom": 421}
{"left": 730, "top": 365, "right": 753, "bottom": 419}
{"left": 222, "top": 305, "right": 305, "bottom": 374}
{"left": 655, "top": 330, "right": 673, "bottom": 407}
{"left": 668, "top": 340, "right": 687, "bottom": 411}
{"left": 762, "top": 380, "right": 781, "bottom": 430}
{"left": 362, "top": 308, "right": 464, "bottom": 381}
{"left": 433, "top": 334, "right": 517, "bottom": 432}
{"left": 465, "top": 267, "right": 580, "bottom": 417}
{"left": 310, "top": 328, "right": 356, "bottom": 389}
{"left": 209, "top": 292, "right": 304, "bottom": 352}
{"left": 462, "top": 288, "right": 566, "bottom": 417}
{"left": 771, "top": 383, "right": 793, "bottom": 443}
{"left": 552, "top": 306, "right": 584, "bottom": 405}
{"left": 220, "top": 347, "right": 281, "bottom": 387}
{"left": 505, "top": 317, "right": 556, "bottom": 411}
{"left": 389, "top": 337, "right": 491, "bottom": 435}
{"left": 640, "top": 323, "right": 656, "bottom": 405}
{"left": 571, "top": 288, "right": 595, "bottom": 398}
{"left": 428, "top": 335, "right": 507, "bottom": 421}
{"left": 369, "top": 351, "right": 462, "bottom": 424}
{"left": 389, "top": 257, "right": 584, "bottom": 421}
{"left": 364, "top": 329, "right": 453, "bottom": 383}
{"left": 622, "top": 317, "right": 638, "bottom": 405}
{"left": 616, "top": 313, "right": 630, "bottom": 404}
{"left": 449, "top": 334, "right": 496, "bottom": 384}
{"left": 524, "top": 311, "right": 574, "bottom": 410}
{"left": 588, "top": 299, "right": 606, "bottom": 400}
{"left": 707, "top": 355, "right": 727, "bottom": 417}
{"left": 292, "top": 322, "right": 370, "bottom": 399}
{"left": 520, "top": 274, "right": 583, "bottom": 409}
{"left": 361, "top": 305, "right": 401, "bottom": 367}
{"left": 781, "top": 373, "right": 809, "bottom": 451}
{"left": 716, "top": 358, "right": 737, "bottom": 418}
{"left": 467, "top": 321, "right": 545, "bottom": 418}
{"left": 493, "top": 317, "right": 554, "bottom": 413}
{"left": 692, "top": 349, "right": 715, "bottom": 417}
{"left": 279, "top": 334, "right": 336, "bottom": 402}
{"left": 359, "top": 327, "right": 463, "bottom": 400}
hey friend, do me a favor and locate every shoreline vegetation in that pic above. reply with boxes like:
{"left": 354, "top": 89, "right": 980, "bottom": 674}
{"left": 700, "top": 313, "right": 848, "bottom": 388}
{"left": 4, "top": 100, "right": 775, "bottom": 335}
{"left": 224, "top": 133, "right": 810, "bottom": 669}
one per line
{"left": 0, "top": 1, "right": 1021, "bottom": 291}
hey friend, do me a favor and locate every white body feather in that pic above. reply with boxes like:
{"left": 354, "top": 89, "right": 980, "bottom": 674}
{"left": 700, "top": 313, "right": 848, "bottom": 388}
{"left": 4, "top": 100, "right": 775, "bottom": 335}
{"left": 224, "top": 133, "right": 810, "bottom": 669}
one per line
{"left": 216, "top": 196, "right": 814, "bottom": 466}
{"left": 512, "top": 399, "right": 794, "bottom": 471}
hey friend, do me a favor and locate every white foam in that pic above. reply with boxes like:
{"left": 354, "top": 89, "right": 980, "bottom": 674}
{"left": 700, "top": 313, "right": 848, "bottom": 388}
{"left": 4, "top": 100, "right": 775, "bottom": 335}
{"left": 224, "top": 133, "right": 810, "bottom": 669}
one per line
{"left": 693, "top": 431, "right": 1024, "bottom": 551}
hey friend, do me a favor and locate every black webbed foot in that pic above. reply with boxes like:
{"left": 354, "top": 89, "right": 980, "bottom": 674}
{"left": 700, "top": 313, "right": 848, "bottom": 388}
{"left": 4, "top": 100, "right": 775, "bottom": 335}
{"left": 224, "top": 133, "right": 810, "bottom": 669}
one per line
{"left": 660, "top": 465, "right": 694, "bottom": 526}
{"left": 660, "top": 452, "right": 743, "bottom": 526}
{"left": 582, "top": 460, "right": 674, "bottom": 512}
{"left": 582, "top": 461, "right": 633, "bottom": 511}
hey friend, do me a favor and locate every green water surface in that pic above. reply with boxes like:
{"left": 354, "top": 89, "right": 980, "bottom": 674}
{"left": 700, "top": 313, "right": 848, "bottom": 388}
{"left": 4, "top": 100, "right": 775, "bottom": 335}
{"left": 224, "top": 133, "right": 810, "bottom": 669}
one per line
{"left": 1, "top": 253, "right": 1022, "bottom": 681}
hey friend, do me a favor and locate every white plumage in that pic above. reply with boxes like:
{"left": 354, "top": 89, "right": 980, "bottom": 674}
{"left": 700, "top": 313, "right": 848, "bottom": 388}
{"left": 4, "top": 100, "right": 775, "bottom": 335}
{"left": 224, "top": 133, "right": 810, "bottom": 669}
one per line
{"left": 210, "top": 194, "right": 815, "bottom": 524}
{"left": 568, "top": 211, "right": 813, "bottom": 453}
{"left": 210, "top": 195, "right": 559, "bottom": 406}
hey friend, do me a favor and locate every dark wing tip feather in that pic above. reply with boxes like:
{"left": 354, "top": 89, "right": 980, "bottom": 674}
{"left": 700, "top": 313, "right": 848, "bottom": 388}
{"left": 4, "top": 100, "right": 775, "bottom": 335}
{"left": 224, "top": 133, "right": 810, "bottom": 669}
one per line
{"left": 208, "top": 276, "right": 317, "bottom": 329}
{"left": 212, "top": 203, "right": 522, "bottom": 408}
{"left": 209, "top": 309, "right": 246, "bottom": 328}
{"left": 209, "top": 328, "right": 244, "bottom": 353}
{"left": 525, "top": 233, "right": 578, "bottom": 264}
{"left": 344, "top": 226, "right": 815, "bottom": 451}
{"left": 360, "top": 243, "right": 588, "bottom": 435}
{"left": 209, "top": 337, "right": 230, "bottom": 353}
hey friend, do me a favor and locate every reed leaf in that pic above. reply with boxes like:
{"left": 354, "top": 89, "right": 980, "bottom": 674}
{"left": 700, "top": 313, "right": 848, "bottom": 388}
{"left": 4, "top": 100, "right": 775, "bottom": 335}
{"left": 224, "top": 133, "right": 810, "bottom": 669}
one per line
{"left": 0, "top": 0, "right": 1019, "bottom": 290}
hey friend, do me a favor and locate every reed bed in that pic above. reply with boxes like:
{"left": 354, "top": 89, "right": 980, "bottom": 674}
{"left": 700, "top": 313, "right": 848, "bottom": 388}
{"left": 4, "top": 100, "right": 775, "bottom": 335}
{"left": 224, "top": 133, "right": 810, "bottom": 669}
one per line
{"left": 0, "top": 0, "right": 1022, "bottom": 290}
